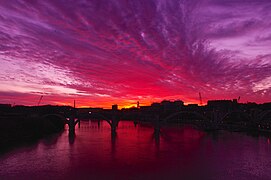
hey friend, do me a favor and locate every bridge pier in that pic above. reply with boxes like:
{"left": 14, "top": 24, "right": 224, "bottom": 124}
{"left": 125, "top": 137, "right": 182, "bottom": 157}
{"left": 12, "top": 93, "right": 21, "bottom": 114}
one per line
{"left": 77, "top": 119, "right": 80, "bottom": 128}
{"left": 153, "top": 114, "right": 161, "bottom": 138}
{"left": 67, "top": 116, "right": 80, "bottom": 135}
{"left": 68, "top": 119, "right": 75, "bottom": 134}
{"left": 154, "top": 126, "right": 160, "bottom": 137}
{"left": 110, "top": 116, "right": 119, "bottom": 135}
{"left": 68, "top": 132, "right": 75, "bottom": 144}
{"left": 111, "top": 126, "right": 117, "bottom": 136}
{"left": 98, "top": 120, "right": 101, "bottom": 128}
{"left": 154, "top": 129, "right": 160, "bottom": 146}
{"left": 133, "top": 121, "right": 138, "bottom": 127}
{"left": 153, "top": 115, "right": 160, "bottom": 146}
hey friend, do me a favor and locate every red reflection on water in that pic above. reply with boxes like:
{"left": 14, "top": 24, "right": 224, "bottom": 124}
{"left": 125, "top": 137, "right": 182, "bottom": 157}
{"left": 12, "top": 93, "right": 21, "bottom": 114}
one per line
{"left": 0, "top": 121, "right": 207, "bottom": 179}
{"left": 61, "top": 121, "right": 208, "bottom": 177}
{"left": 2, "top": 121, "right": 271, "bottom": 179}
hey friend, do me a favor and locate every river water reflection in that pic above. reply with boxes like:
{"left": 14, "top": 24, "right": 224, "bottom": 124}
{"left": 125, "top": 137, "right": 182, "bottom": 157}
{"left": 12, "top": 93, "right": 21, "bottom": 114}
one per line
{"left": 1, "top": 121, "right": 271, "bottom": 179}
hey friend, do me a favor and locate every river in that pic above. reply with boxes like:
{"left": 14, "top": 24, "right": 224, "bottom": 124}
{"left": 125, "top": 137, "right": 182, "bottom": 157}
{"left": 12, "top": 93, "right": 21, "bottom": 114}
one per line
{"left": 1, "top": 121, "right": 271, "bottom": 180}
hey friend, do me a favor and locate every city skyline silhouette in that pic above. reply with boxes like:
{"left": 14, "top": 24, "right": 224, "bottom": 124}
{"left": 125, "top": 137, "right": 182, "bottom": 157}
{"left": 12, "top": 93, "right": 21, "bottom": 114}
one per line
{"left": 1, "top": 1, "right": 271, "bottom": 179}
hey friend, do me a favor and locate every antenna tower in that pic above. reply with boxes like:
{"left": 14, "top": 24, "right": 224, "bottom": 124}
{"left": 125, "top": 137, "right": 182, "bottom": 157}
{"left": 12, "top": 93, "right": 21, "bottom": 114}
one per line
{"left": 199, "top": 92, "right": 203, "bottom": 106}
{"left": 37, "top": 95, "right": 43, "bottom": 106}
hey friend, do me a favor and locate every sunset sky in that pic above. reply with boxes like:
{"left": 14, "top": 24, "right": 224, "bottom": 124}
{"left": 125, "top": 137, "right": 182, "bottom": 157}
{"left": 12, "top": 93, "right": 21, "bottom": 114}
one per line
{"left": 0, "top": 0, "right": 270, "bottom": 108}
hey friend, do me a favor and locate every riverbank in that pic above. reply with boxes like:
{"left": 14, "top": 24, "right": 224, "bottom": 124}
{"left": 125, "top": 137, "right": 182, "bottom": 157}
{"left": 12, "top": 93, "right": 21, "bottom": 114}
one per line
{"left": 0, "top": 114, "right": 65, "bottom": 152}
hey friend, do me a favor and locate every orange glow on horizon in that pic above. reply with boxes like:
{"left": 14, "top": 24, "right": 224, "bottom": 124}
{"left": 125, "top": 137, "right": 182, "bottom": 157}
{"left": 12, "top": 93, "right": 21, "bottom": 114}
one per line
{"left": 74, "top": 100, "right": 203, "bottom": 109}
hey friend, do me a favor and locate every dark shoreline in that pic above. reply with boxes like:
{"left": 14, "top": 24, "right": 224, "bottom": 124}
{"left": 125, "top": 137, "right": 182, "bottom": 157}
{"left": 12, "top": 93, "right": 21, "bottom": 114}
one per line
{"left": 0, "top": 115, "right": 65, "bottom": 153}
{"left": 1, "top": 118, "right": 271, "bottom": 155}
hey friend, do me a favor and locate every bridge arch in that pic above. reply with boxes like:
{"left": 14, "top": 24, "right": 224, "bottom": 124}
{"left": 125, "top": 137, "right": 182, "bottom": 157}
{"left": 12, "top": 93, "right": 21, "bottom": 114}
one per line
{"left": 89, "top": 113, "right": 113, "bottom": 126}
{"left": 258, "top": 110, "right": 271, "bottom": 122}
{"left": 41, "top": 113, "right": 66, "bottom": 132}
{"left": 88, "top": 112, "right": 121, "bottom": 130}
{"left": 220, "top": 111, "right": 252, "bottom": 122}
{"left": 162, "top": 111, "right": 210, "bottom": 123}
{"left": 42, "top": 113, "right": 66, "bottom": 120}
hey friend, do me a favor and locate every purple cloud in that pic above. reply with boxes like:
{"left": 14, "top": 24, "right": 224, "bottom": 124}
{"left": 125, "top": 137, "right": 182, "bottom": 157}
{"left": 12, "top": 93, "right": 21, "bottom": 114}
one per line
{"left": 0, "top": 0, "right": 270, "bottom": 107}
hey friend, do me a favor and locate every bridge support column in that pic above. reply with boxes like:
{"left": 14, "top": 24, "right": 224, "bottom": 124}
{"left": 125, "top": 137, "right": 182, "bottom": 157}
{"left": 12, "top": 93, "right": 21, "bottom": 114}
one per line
{"left": 111, "top": 126, "right": 117, "bottom": 136}
{"left": 154, "top": 125, "right": 160, "bottom": 145}
{"left": 77, "top": 119, "right": 80, "bottom": 128}
{"left": 68, "top": 120, "right": 75, "bottom": 135}
{"left": 67, "top": 116, "right": 78, "bottom": 135}
{"left": 154, "top": 126, "right": 160, "bottom": 136}
{"left": 133, "top": 121, "right": 138, "bottom": 127}
{"left": 153, "top": 114, "right": 161, "bottom": 140}
{"left": 98, "top": 120, "right": 101, "bottom": 128}
{"left": 68, "top": 132, "right": 75, "bottom": 144}
{"left": 111, "top": 119, "right": 118, "bottom": 135}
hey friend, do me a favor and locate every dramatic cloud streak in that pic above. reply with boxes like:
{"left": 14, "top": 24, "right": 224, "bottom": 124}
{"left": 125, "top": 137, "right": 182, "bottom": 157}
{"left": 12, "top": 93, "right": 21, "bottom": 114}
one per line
{"left": 0, "top": 0, "right": 270, "bottom": 108}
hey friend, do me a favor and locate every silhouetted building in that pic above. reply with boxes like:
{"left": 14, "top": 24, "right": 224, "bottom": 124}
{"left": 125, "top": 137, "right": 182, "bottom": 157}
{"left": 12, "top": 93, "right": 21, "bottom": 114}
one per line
{"left": 112, "top": 104, "right": 118, "bottom": 111}
{"left": 0, "top": 104, "right": 11, "bottom": 108}
{"left": 187, "top": 104, "right": 198, "bottom": 108}
{"left": 261, "top": 102, "right": 271, "bottom": 110}
{"left": 207, "top": 100, "right": 236, "bottom": 111}
{"left": 174, "top": 100, "right": 184, "bottom": 107}
{"left": 0, "top": 104, "right": 12, "bottom": 112}
{"left": 161, "top": 100, "right": 184, "bottom": 112}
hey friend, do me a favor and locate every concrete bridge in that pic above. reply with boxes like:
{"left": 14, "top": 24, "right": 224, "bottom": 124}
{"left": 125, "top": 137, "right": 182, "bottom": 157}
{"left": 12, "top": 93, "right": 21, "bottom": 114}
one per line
{"left": 39, "top": 108, "right": 271, "bottom": 136}
{"left": 153, "top": 109, "right": 271, "bottom": 123}
{"left": 38, "top": 110, "right": 120, "bottom": 135}
{"left": 139, "top": 109, "right": 271, "bottom": 135}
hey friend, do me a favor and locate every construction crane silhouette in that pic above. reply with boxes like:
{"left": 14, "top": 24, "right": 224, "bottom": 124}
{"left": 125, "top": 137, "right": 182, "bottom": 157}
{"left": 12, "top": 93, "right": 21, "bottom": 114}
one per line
{"left": 37, "top": 95, "right": 43, "bottom": 106}
{"left": 199, "top": 92, "right": 203, "bottom": 106}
